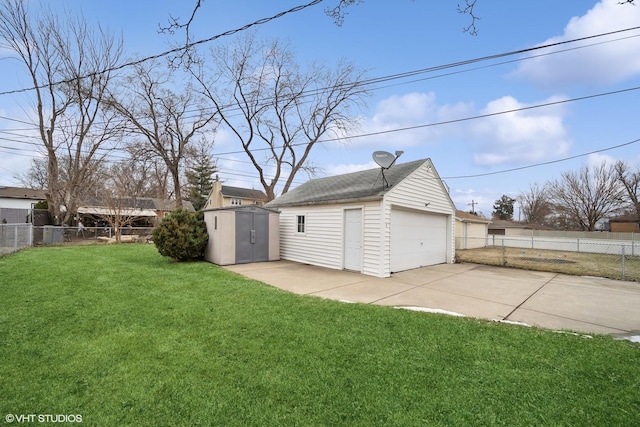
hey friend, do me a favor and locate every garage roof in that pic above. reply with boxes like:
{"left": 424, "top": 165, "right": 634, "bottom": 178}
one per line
{"left": 267, "top": 159, "right": 427, "bottom": 208}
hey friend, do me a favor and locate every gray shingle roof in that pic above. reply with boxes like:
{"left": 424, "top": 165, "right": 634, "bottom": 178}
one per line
{"left": 221, "top": 185, "right": 267, "bottom": 201}
{"left": 0, "top": 186, "right": 46, "bottom": 200}
{"left": 266, "top": 159, "right": 427, "bottom": 208}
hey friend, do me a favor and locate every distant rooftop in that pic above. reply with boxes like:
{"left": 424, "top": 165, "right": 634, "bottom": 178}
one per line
{"left": 0, "top": 186, "right": 46, "bottom": 200}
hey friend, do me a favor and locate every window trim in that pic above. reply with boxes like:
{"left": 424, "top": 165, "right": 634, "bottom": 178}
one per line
{"left": 296, "top": 214, "right": 306, "bottom": 234}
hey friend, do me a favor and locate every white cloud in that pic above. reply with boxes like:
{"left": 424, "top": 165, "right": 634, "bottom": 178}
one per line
{"left": 342, "top": 92, "right": 453, "bottom": 148}
{"left": 586, "top": 152, "right": 616, "bottom": 167}
{"left": 324, "top": 161, "right": 377, "bottom": 176}
{"left": 470, "top": 95, "right": 572, "bottom": 166}
{"left": 511, "top": 1, "right": 640, "bottom": 88}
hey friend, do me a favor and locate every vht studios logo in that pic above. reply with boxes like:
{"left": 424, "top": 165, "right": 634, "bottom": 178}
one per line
{"left": 5, "top": 414, "right": 83, "bottom": 423}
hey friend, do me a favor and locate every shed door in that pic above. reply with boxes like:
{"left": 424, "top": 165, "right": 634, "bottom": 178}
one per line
{"left": 344, "top": 208, "right": 363, "bottom": 272}
{"left": 236, "top": 211, "right": 269, "bottom": 264}
{"left": 390, "top": 209, "right": 447, "bottom": 272}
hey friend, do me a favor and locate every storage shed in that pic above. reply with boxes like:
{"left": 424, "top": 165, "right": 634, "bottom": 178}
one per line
{"left": 266, "top": 158, "right": 456, "bottom": 278}
{"left": 203, "top": 205, "right": 280, "bottom": 265}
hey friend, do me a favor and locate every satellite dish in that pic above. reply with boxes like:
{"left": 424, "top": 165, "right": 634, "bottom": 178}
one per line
{"left": 372, "top": 151, "right": 396, "bottom": 169}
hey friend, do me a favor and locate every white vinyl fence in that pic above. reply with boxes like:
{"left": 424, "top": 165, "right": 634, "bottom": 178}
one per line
{"left": 484, "top": 234, "right": 638, "bottom": 256}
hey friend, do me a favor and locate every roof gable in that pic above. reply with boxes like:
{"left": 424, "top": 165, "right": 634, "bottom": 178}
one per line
{"left": 266, "top": 159, "right": 427, "bottom": 208}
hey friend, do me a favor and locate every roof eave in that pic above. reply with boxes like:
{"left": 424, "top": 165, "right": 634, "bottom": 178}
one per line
{"left": 267, "top": 194, "right": 384, "bottom": 208}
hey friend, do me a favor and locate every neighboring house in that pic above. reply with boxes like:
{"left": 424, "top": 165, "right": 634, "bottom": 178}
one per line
{"left": 266, "top": 158, "right": 456, "bottom": 278}
{"left": 0, "top": 186, "right": 46, "bottom": 210}
{"left": 609, "top": 216, "right": 640, "bottom": 233}
{"left": 455, "top": 210, "right": 491, "bottom": 249}
{"left": 77, "top": 197, "right": 194, "bottom": 225}
{"left": 204, "top": 180, "right": 268, "bottom": 209}
{"left": 488, "top": 219, "right": 528, "bottom": 236}
{"left": 0, "top": 186, "right": 46, "bottom": 223}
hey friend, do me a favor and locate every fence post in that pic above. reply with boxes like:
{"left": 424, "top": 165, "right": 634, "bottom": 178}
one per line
{"left": 621, "top": 244, "right": 626, "bottom": 280}
{"left": 13, "top": 226, "right": 18, "bottom": 252}
{"left": 577, "top": 238, "right": 580, "bottom": 253}
{"left": 501, "top": 239, "right": 506, "bottom": 266}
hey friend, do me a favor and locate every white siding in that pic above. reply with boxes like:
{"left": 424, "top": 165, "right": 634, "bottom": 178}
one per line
{"left": 382, "top": 160, "right": 456, "bottom": 276}
{"left": 278, "top": 205, "right": 344, "bottom": 270}
{"left": 361, "top": 202, "right": 384, "bottom": 277}
{"left": 278, "top": 201, "right": 386, "bottom": 275}
{"left": 0, "top": 198, "right": 39, "bottom": 209}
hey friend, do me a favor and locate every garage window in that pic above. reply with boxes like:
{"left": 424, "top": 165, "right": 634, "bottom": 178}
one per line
{"left": 296, "top": 215, "right": 305, "bottom": 233}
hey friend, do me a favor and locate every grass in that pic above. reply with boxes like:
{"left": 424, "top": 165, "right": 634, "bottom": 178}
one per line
{"left": 457, "top": 246, "right": 640, "bottom": 282}
{"left": 1, "top": 244, "right": 639, "bottom": 426}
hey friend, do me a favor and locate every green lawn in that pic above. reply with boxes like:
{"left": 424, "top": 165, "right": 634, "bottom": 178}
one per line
{"left": 1, "top": 245, "right": 639, "bottom": 426}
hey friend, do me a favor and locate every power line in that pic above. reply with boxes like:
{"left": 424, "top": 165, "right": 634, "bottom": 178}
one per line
{"left": 0, "top": 0, "right": 325, "bottom": 97}
{"left": 441, "top": 137, "right": 640, "bottom": 180}
{"left": 1, "top": 26, "right": 638, "bottom": 137}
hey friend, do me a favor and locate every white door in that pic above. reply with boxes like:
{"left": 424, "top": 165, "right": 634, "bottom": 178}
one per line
{"left": 390, "top": 209, "right": 447, "bottom": 272}
{"left": 344, "top": 208, "right": 362, "bottom": 271}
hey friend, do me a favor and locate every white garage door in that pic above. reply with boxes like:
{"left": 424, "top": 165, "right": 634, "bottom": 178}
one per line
{"left": 390, "top": 209, "right": 448, "bottom": 272}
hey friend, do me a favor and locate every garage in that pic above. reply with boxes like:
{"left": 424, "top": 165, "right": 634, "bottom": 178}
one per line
{"left": 266, "top": 158, "right": 456, "bottom": 278}
{"left": 390, "top": 208, "right": 448, "bottom": 272}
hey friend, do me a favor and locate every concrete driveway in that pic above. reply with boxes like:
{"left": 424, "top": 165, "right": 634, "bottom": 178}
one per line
{"left": 223, "top": 261, "right": 640, "bottom": 340}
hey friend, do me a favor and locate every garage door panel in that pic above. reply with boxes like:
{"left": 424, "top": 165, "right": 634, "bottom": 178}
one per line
{"left": 391, "top": 209, "right": 447, "bottom": 272}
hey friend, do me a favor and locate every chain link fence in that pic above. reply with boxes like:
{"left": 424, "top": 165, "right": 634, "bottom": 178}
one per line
{"left": 456, "top": 236, "right": 640, "bottom": 282}
{"left": 32, "top": 226, "right": 155, "bottom": 245}
{"left": 1, "top": 224, "right": 155, "bottom": 256}
{"left": 0, "top": 223, "right": 33, "bottom": 256}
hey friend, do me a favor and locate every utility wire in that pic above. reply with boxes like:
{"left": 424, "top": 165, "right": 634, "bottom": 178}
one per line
{"left": 441, "top": 137, "right": 640, "bottom": 180}
{"left": 0, "top": 0, "right": 325, "bottom": 97}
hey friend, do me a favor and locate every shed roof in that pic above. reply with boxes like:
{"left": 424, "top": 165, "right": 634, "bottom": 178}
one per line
{"left": 266, "top": 159, "right": 427, "bottom": 208}
{"left": 0, "top": 186, "right": 46, "bottom": 200}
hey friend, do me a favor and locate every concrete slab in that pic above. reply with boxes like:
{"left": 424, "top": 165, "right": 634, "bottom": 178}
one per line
{"left": 507, "top": 308, "right": 624, "bottom": 336}
{"left": 311, "top": 278, "right": 415, "bottom": 304}
{"left": 221, "top": 260, "right": 640, "bottom": 337}
{"left": 375, "top": 285, "right": 516, "bottom": 320}
{"left": 515, "top": 281, "right": 640, "bottom": 333}
{"left": 419, "top": 275, "right": 546, "bottom": 307}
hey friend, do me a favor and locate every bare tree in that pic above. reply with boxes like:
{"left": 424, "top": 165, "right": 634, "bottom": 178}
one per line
{"left": 547, "top": 162, "right": 626, "bottom": 231}
{"left": 193, "top": 34, "right": 369, "bottom": 200}
{"left": 16, "top": 158, "right": 49, "bottom": 190}
{"left": 0, "top": 0, "right": 124, "bottom": 224}
{"left": 106, "top": 60, "right": 217, "bottom": 208}
{"left": 88, "top": 168, "right": 152, "bottom": 243}
{"left": 18, "top": 156, "right": 109, "bottom": 201}
{"left": 614, "top": 160, "right": 640, "bottom": 219}
{"left": 517, "top": 183, "right": 552, "bottom": 225}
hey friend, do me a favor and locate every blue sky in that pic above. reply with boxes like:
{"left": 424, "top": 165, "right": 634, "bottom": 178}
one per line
{"left": 1, "top": 0, "right": 640, "bottom": 217}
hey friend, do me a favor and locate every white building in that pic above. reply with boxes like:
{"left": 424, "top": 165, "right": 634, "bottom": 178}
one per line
{"left": 266, "top": 159, "right": 456, "bottom": 278}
